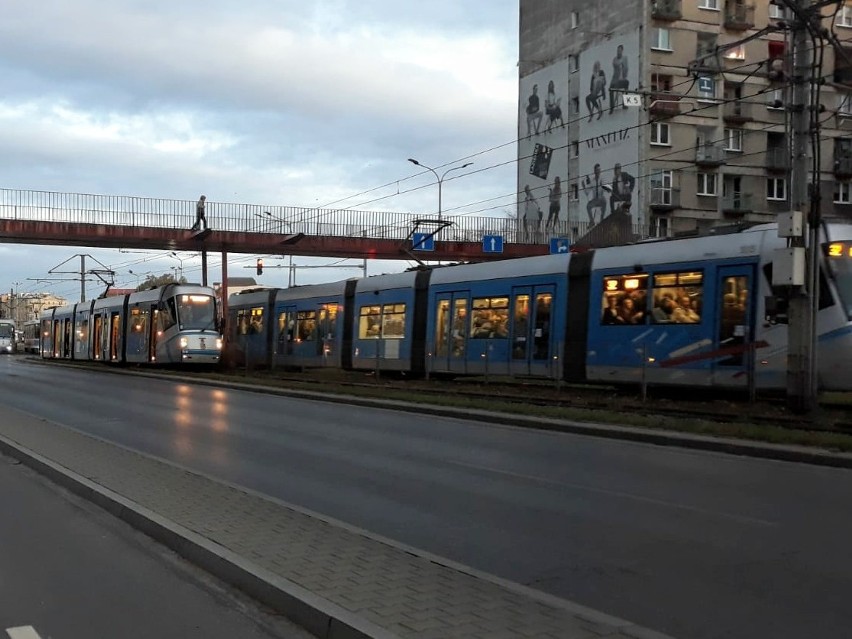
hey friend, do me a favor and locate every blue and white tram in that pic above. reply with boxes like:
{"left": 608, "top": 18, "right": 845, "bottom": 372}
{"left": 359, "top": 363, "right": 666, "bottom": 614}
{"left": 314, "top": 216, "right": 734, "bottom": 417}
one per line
{"left": 224, "top": 222, "right": 852, "bottom": 392}
{"left": 0, "top": 319, "right": 15, "bottom": 354}
{"left": 41, "top": 284, "right": 222, "bottom": 365}
{"left": 425, "top": 255, "right": 570, "bottom": 377}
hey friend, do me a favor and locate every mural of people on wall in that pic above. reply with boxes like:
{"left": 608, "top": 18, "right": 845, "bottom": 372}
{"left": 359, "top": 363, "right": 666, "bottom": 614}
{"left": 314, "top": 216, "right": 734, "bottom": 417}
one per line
{"left": 545, "top": 80, "right": 564, "bottom": 132}
{"left": 583, "top": 163, "right": 607, "bottom": 225}
{"left": 609, "top": 44, "right": 629, "bottom": 113}
{"left": 609, "top": 163, "right": 636, "bottom": 214}
{"left": 525, "top": 84, "right": 543, "bottom": 137}
{"left": 585, "top": 61, "right": 607, "bottom": 122}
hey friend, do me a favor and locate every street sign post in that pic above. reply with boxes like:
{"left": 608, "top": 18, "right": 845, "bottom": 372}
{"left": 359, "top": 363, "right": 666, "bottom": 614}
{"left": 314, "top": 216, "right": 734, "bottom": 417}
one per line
{"left": 412, "top": 233, "right": 434, "bottom": 251}
{"left": 482, "top": 235, "right": 504, "bottom": 254}
{"left": 550, "top": 237, "right": 571, "bottom": 254}
{"left": 622, "top": 93, "right": 642, "bottom": 107}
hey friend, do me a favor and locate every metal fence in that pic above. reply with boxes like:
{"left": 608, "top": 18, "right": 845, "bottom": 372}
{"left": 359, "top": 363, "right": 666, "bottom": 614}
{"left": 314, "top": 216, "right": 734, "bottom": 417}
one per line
{"left": 0, "top": 187, "right": 654, "bottom": 246}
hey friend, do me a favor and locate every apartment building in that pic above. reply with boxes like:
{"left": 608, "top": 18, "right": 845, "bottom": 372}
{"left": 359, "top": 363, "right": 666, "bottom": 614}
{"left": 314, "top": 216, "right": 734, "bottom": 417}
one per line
{"left": 518, "top": 0, "right": 852, "bottom": 240}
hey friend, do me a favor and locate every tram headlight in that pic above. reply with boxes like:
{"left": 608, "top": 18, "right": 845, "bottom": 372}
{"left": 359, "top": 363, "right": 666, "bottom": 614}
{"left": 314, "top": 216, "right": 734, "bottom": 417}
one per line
{"left": 180, "top": 337, "right": 188, "bottom": 349}
{"left": 216, "top": 338, "right": 223, "bottom": 350}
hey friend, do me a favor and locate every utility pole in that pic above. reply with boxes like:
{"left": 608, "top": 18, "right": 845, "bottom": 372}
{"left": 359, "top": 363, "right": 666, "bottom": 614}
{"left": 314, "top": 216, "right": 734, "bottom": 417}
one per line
{"left": 786, "top": 0, "right": 815, "bottom": 413}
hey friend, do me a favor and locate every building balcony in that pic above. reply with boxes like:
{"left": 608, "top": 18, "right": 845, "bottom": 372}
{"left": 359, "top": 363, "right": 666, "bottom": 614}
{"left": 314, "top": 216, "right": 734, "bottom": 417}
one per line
{"left": 722, "top": 192, "right": 753, "bottom": 215}
{"left": 696, "top": 143, "right": 726, "bottom": 166}
{"left": 765, "top": 147, "right": 790, "bottom": 172}
{"left": 834, "top": 155, "right": 852, "bottom": 178}
{"left": 650, "top": 187, "right": 680, "bottom": 210}
{"left": 723, "top": 101, "right": 753, "bottom": 123}
{"left": 724, "top": 4, "right": 755, "bottom": 30}
{"left": 651, "top": 0, "right": 681, "bottom": 20}
{"left": 649, "top": 93, "right": 682, "bottom": 118}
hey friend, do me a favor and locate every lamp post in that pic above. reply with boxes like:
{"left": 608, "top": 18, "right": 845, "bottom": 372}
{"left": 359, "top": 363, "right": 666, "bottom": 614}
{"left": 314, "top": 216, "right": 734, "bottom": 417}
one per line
{"left": 407, "top": 159, "right": 472, "bottom": 222}
{"left": 170, "top": 252, "right": 185, "bottom": 281}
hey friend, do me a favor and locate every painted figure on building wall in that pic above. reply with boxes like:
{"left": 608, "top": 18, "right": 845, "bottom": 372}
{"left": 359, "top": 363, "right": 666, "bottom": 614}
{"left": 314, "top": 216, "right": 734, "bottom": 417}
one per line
{"left": 585, "top": 61, "right": 607, "bottom": 122}
{"left": 525, "top": 84, "right": 543, "bottom": 137}
{"left": 609, "top": 45, "right": 629, "bottom": 113}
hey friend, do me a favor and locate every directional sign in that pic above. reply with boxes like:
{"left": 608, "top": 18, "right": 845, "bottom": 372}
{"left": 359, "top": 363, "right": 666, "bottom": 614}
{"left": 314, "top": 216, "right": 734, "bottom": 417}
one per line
{"left": 412, "top": 232, "right": 434, "bottom": 251}
{"left": 482, "top": 235, "right": 504, "bottom": 254}
{"left": 622, "top": 93, "right": 642, "bottom": 107}
{"left": 698, "top": 76, "right": 714, "bottom": 93}
{"left": 550, "top": 237, "right": 571, "bottom": 254}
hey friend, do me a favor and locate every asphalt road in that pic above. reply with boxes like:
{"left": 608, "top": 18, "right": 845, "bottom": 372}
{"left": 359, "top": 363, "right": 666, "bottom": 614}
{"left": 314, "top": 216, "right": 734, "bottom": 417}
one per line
{"left": 2, "top": 356, "right": 852, "bottom": 639}
{"left": 0, "top": 434, "right": 312, "bottom": 639}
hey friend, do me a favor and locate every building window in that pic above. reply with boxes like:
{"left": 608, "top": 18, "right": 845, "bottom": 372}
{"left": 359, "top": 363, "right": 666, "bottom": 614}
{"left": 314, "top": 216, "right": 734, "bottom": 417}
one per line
{"left": 651, "top": 73, "right": 673, "bottom": 92}
{"left": 769, "top": 2, "right": 785, "bottom": 19}
{"left": 571, "top": 96, "right": 580, "bottom": 114}
{"left": 835, "top": 181, "right": 852, "bottom": 203}
{"left": 838, "top": 4, "right": 852, "bottom": 27}
{"left": 570, "top": 183, "right": 579, "bottom": 201}
{"left": 571, "top": 11, "right": 579, "bottom": 28}
{"left": 839, "top": 92, "right": 852, "bottom": 117}
{"left": 724, "top": 45, "right": 746, "bottom": 61}
{"left": 569, "top": 55, "right": 579, "bottom": 72}
{"left": 651, "top": 28, "right": 672, "bottom": 51}
{"left": 699, "top": 0, "right": 719, "bottom": 9}
{"left": 651, "top": 122, "right": 671, "bottom": 146}
{"left": 651, "top": 170, "right": 674, "bottom": 205}
{"left": 571, "top": 141, "right": 579, "bottom": 157}
{"left": 767, "top": 88, "right": 784, "bottom": 109}
{"left": 697, "top": 172, "right": 717, "bottom": 196}
{"left": 724, "top": 128, "right": 743, "bottom": 152}
{"left": 767, "top": 177, "right": 787, "bottom": 201}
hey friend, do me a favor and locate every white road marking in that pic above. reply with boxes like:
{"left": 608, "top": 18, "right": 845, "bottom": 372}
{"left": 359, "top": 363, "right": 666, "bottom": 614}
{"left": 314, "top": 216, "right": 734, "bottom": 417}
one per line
{"left": 444, "top": 458, "right": 777, "bottom": 527}
{"left": 7, "top": 627, "right": 43, "bottom": 639}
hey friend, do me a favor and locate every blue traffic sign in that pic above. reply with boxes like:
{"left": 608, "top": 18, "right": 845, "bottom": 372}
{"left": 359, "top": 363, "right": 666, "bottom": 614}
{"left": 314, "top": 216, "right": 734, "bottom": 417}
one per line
{"left": 698, "top": 75, "right": 714, "bottom": 93}
{"left": 482, "top": 235, "right": 504, "bottom": 254}
{"left": 412, "top": 232, "right": 434, "bottom": 251}
{"left": 550, "top": 237, "right": 571, "bottom": 254}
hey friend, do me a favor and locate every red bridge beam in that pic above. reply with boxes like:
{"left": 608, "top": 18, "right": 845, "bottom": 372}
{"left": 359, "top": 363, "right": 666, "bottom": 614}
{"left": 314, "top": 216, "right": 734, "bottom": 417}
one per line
{"left": 0, "top": 220, "right": 549, "bottom": 261}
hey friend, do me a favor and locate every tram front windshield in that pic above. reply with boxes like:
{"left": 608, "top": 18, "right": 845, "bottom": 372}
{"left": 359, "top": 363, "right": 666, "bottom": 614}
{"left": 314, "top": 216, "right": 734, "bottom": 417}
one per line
{"left": 0, "top": 324, "right": 14, "bottom": 338}
{"left": 176, "top": 294, "right": 217, "bottom": 330}
{"left": 825, "top": 242, "right": 852, "bottom": 319}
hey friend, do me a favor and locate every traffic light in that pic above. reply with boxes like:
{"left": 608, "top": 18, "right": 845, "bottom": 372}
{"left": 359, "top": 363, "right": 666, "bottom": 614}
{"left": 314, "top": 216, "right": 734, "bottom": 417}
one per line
{"left": 256, "top": 258, "right": 263, "bottom": 276}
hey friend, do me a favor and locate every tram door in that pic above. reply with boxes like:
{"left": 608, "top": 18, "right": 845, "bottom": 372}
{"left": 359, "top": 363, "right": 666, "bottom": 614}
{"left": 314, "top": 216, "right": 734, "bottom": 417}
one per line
{"left": 433, "top": 294, "right": 468, "bottom": 373}
{"left": 109, "top": 313, "right": 121, "bottom": 361}
{"left": 510, "top": 286, "right": 556, "bottom": 376}
{"left": 92, "top": 315, "right": 103, "bottom": 360}
{"left": 713, "top": 265, "right": 755, "bottom": 382}
{"left": 149, "top": 306, "right": 159, "bottom": 362}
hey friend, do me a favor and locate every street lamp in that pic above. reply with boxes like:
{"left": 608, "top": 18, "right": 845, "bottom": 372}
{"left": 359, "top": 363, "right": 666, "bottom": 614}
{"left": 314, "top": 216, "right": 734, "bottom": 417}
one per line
{"left": 170, "top": 252, "right": 185, "bottom": 281}
{"left": 407, "top": 158, "right": 473, "bottom": 222}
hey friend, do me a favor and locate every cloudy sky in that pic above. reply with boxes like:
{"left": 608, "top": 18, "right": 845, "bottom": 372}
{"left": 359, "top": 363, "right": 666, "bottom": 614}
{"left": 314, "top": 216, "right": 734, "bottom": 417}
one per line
{"left": 0, "top": 0, "right": 520, "bottom": 303}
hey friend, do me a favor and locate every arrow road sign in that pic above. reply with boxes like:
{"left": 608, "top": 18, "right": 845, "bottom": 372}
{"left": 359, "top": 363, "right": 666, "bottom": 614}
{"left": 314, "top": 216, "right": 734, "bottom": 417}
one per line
{"left": 412, "top": 232, "right": 434, "bottom": 251}
{"left": 482, "top": 235, "right": 504, "bottom": 254}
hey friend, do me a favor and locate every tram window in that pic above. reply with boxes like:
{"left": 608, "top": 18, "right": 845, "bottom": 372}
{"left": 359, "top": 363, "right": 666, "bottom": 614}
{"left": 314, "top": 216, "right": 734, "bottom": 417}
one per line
{"left": 297, "top": 310, "right": 317, "bottom": 341}
{"left": 435, "top": 300, "right": 451, "bottom": 357}
{"left": 470, "top": 297, "right": 509, "bottom": 339}
{"left": 512, "top": 295, "right": 530, "bottom": 359}
{"left": 320, "top": 304, "right": 339, "bottom": 341}
{"left": 236, "top": 309, "right": 251, "bottom": 335}
{"left": 163, "top": 299, "right": 177, "bottom": 330}
{"left": 359, "top": 305, "right": 382, "bottom": 339}
{"left": 381, "top": 303, "right": 406, "bottom": 339}
{"left": 601, "top": 274, "right": 648, "bottom": 325}
{"left": 650, "top": 271, "right": 703, "bottom": 324}
{"left": 249, "top": 306, "right": 263, "bottom": 334}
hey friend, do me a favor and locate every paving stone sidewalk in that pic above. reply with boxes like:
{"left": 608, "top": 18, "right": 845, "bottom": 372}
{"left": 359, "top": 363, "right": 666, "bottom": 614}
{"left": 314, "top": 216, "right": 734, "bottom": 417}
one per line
{"left": 0, "top": 407, "right": 675, "bottom": 639}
